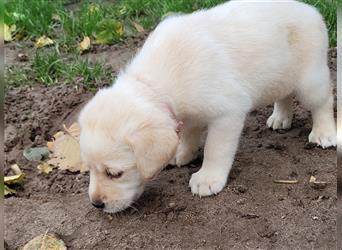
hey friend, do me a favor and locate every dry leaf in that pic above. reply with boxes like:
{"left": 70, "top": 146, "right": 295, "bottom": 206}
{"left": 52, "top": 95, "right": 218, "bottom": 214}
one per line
{"left": 10, "top": 164, "right": 22, "bottom": 175}
{"left": 47, "top": 123, "right": 88, "bottom": 172}
{"left": 4, "top": 173, "right": 25, "bottom": 185}
{"left": 23, "top": 233, "right": 67, "bottom": 250}
{"left": 79, "top": 36, "right": 91, "bottom": 52}
{"left": 133, "top": 22, "right": 145, "bottom": 33}
{"left": 37, "top": 163, "right": 54, "bottom": 174}
{"left": 15, "top": 32, "right": 25, "bottom": 41}
{"left": 10, "top": 164, "right": 22, "bottom": 174}
{"left": 116, "top": 22, "right": 124, "bottom": 36}
{"left": 35, "top": 36, "right": 54, "bottom": 48}
{"left": 4, "top": 185, "right": 16, "bottom": 196}
{"left": 5, "top": 24, "right": 16, "bottom": 42}
{"left": 52, "top": 14, "right": 61, "bottom": 22}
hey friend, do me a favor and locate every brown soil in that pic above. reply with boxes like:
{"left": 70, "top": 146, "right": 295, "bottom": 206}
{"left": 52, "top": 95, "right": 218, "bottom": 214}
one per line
{"left": 4, "top": 41, "right": 337, "bottom": 249}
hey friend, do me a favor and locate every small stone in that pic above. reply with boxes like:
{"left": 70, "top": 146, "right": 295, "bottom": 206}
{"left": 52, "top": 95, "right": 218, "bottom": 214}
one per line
{"left": 237, "top": 198, "right": 246, "bottom": 205}
{"left": 17, "top": 53, "right": 29, "bottom": 62}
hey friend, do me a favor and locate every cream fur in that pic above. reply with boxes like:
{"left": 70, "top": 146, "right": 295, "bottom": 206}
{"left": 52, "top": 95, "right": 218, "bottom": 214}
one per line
{"left": 79, "top": 0, "right": 336, "bottom": 213}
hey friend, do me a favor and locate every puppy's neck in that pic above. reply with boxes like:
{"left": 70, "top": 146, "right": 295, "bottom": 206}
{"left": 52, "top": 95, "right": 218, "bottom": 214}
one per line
{"left": 117, "top": 73, "right": 184, "bottom": 136}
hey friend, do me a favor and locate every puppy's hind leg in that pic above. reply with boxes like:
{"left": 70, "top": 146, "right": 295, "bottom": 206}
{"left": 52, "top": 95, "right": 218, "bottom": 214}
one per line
{"left": 267, "top": 95, "right": 293, "bottom": 130}
{"left": 296, "top": 65, "right": 336, "bottom": 148}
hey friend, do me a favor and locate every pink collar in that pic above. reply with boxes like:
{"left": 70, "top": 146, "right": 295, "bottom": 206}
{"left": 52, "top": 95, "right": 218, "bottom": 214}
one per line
{"left": 130, "top": 73, "right": 184, "bottom": 136}
{"left": 164, "top": 104, "right": 184, "bottom": 137}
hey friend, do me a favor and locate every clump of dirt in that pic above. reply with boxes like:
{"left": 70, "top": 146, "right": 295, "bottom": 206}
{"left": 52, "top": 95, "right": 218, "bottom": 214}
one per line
{"left": 4, "top": 46, "right": 336, "bottom": 250}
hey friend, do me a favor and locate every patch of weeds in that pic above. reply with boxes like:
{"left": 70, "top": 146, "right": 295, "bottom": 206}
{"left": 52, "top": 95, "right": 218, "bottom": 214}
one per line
{"left": 4, "top": 0, "right": 64, "bottom": 37}
{"left": 5, "top": 66, "right": 31, "bottom": 89}
{"left": 31, "top": 49, "right": 114, "bottom": 89}
{"left": 32, "top": 50, "right": 66, "bottom": 84}
{"left": 67, "top": 57, "right": 114, "bottom": 89}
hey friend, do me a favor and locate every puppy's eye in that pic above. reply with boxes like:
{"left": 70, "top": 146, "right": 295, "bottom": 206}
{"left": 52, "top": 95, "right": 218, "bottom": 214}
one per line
{"left": 105, "top": 169, "right": 124, "bottom": 179}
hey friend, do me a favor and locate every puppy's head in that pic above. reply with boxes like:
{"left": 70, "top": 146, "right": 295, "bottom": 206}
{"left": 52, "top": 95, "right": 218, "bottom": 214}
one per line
{"left": 79, "top": 87, "right": 178, "bottom": 213}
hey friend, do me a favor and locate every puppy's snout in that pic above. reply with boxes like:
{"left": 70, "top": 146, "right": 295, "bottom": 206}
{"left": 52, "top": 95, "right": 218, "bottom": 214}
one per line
{"left": 92, "top": 200, "right": 105, "bottom": 209}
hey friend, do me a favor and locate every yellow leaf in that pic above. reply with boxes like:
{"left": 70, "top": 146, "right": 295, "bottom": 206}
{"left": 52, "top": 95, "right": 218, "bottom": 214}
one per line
{"left": 47, "top": 141, "right": 54, "bottom": 151}
{"left": 4, "top": 24, "right": 12, "bottom": 42}
{"left": 4, "top": 173, "right": 25, "bottom": 185}
{"left": 52, "top": 14, "right": 61, "bottom": 22}
{"left": 47, "top": 123, "right": 88, "bottom": 172}
{"left": 10, "top": 164, "right": 22, "bottom": 175}
{"left": 23, "top": 234, "right": 67, "bottom": 250}
{"left": 79, "top": 36, "right": 91, "bottom": 52}
{"left": 133, "top": 22, "right": 145, "bottom": 33}
{"left": 4, "top": 185, "right": 16, "bottom": 196}
{"left": 15, "top": 32, "right": 25, "bottom": 41}
{"left": 63, "top": 122, "right": 81, "bottom": 139}
{"left": 10, "top": 24, "right": 16, "bottom": 32}
{"left": 116, "top": 22, "right": 124, "bottom": 36}
{"left": 35, "top": 36, "right": 54, "bottom": 48}
{"left": 37, "top": 163, "right": 54, "bottom": 174}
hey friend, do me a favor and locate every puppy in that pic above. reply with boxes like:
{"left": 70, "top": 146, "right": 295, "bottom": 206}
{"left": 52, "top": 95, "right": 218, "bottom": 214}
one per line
{"left": 79, "top": 0, "right": 336, "bottom": 213}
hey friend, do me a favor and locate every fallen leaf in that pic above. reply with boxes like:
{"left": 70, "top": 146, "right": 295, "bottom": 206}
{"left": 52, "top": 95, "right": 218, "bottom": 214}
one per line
{"left": 52, "top": 14, "right": 61, "bottom": 22}
{"left": 47, "top": 123, "right": 88, "bottom": 172}
{"left": 4, "top": 185, "right": 16, "bottom": 196}
{"left": 23, "top": 233, "right": 67, "bottom": 250}
{"left": 15, "top": 32, "right": 25, "bottom": 41}
{"left": 116, "top": 22, "right": 124, "bottom": 36}
{"left": 79, "top": 36, "right": 91, "bottom": 52}
{"left": 309, "top": 176, "right": 316, "bottom": 183}
{"left": 133, "top": 22, "right": 145, "bottom": 33}
{"left": 5, "top": 24, "right": 15, "bottom": 42}
{"left": 35, "top": 36, "right": 54, "bottom": 48}
{"left": 37, "top": 163, "right": 54, "bottom": 174}
{"left": 63, "top": 122, "right": 81, "bottom": 138}
{"left": 4, "top": 173, "right": 25, "bottom": 185}
{"left": 23, "top": 147, "right": 49, "bottom": 161}
{"left": 10, "top": 164, "right": 22, "bottom": 175}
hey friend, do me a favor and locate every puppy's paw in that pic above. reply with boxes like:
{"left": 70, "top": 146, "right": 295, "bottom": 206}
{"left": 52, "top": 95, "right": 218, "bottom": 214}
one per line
{"left": 189, "top": 169, "right": 227, "bottom": 197}
{"left": 175, "top": 144, "right": 198, "bottom": 167}
{"left": 309, "top": 129, "right": 336, "bottom": 148}
{"left": 267, "top": 112, "right": 292, "bottom": 130}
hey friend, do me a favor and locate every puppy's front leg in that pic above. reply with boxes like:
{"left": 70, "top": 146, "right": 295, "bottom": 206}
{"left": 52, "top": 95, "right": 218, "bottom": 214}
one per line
{"left": 189, "top": 115, "right": 245, "bottom": 196}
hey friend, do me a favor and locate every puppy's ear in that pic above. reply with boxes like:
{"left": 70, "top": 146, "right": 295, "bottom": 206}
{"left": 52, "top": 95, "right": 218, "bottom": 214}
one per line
{"left": 127, "top": 125, "right": 178, "bottom": 180}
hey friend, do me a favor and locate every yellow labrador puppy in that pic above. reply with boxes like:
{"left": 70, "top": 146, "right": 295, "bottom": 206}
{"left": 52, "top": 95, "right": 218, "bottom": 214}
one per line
{"left": 79, "top": 0, "right": 336, "bottom": 213}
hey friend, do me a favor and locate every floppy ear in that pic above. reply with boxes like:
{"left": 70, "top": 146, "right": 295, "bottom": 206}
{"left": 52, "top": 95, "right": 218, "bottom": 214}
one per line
{"left": 127, "top": 125, "right": 178, "bottom": 180}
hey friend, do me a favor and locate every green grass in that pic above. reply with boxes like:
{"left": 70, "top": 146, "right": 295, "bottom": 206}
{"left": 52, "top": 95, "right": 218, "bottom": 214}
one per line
{"left": 5, "top": 49, "right": 113, "bottom": 91}
{"left": 4, "top": 0, "right": 337, "bottom": 89}
{"left": 4, "top": 0, "right": 65, "bottom": 37}
{"left": 31, "top": 49, "right": 113, "bottom": 88}
{"left": 5, "top": 0, "right": 335, "bottom": 47}
{"left": 302, "top": 0, "right": 337, "bottom": 47}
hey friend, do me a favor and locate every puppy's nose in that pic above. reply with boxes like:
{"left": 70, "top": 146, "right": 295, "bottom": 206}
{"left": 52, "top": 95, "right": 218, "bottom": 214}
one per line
{"left": 92, "top": 201, "right": 105, "bottom": 209}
